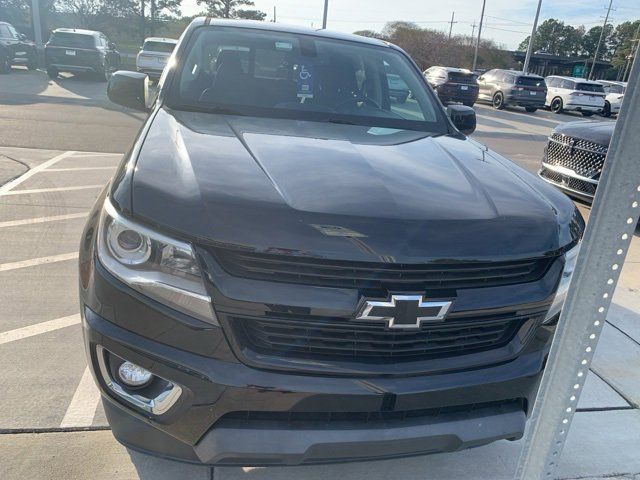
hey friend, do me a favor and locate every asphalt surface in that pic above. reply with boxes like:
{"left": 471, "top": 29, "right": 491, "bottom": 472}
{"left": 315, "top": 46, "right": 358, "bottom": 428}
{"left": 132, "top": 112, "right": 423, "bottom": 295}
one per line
{"left": 0, "top": 67, "right": 638, "bottom": 480}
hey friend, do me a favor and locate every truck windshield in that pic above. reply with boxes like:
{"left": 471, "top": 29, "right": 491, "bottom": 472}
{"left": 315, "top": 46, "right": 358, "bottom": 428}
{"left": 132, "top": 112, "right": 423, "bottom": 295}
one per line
{"left": 167, "top": 26, "right": 447, "bottom": 133}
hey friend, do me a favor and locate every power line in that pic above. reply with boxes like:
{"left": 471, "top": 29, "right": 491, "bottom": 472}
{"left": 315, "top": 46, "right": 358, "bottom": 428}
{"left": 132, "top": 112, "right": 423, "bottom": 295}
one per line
{"left": 483, "top": 25, "right": 530, "bottom": 34}
{"left": 485, "top": 15, "right": 532, "bottom": 26}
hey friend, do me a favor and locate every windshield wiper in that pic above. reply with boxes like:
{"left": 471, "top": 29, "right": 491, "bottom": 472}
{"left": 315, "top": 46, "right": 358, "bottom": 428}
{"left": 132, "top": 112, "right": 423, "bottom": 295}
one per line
{"left": 170, "top": 104, "right": 246, "bottom": 116}
{"left": 326, "top": 118, "right": 358, "bottom": 125}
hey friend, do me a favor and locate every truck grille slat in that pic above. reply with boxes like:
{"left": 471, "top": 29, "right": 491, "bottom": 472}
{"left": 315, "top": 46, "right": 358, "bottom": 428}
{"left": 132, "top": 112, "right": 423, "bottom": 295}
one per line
{"left": 212, "top": 248, "right": 553, "bottom": 290}
{"left": 230, "top": 309, "right": 545, "bottom": 362}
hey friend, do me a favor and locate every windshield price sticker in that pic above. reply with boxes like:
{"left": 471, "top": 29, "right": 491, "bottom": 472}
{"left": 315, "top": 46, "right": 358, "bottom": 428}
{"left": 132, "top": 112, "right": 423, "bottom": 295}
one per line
{"left": 297, "top": 64, "right": 314, "bottom": 99}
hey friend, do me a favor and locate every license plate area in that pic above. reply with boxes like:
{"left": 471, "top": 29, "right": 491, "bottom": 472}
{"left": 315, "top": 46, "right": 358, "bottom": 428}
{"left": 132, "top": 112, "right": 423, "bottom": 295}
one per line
{"left": 65, "top": 50, "right": 76, "bottom": 56}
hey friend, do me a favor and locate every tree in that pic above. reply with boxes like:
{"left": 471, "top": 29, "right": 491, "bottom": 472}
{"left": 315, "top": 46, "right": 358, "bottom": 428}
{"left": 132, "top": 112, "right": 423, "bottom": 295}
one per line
{"left": 581, "top": 24, "right": 614, "bottom": 59}
{"left": 370, "top": 21, "right": 513, "bottom": 72}
{"left": 195, "top": 0, "right": 266, "bottom": 20}
{"left": 517, "top": 19, "right": 583, "bottom": 57}
{"left": 609, "top": 20, "right": 639, "bottom": 71}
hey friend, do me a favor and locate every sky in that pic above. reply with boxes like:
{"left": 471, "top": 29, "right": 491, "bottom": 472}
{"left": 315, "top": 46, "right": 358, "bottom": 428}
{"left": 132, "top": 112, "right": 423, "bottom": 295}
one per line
{"left": 181, "top": 0, "right": 640, "bottom": 50}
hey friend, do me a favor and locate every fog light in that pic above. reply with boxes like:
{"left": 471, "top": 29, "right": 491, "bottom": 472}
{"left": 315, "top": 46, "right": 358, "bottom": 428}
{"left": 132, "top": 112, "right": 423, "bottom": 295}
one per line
{"left": 118, "top": 362, "right": 153, "bottom": 387}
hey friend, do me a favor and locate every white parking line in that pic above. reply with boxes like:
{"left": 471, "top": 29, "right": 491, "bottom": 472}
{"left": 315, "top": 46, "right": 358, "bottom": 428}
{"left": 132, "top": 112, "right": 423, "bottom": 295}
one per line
{"left": 0, "top": 314, "right": 80, "bottom": 345}
{"left": 45, "top": 166, "right": 116, "bottom": 172}
{"left": 0, "top": 252, "right": 78, "bottom": 272}
{"left": 0, "top": 212, "right": 88, "bottom": 228}
{"left": 60, "top": 366, "right": 101, "bottom": 428}
{"left": 1, "top": 184, "right": 104, "bottom": 196}
{"left": 0, "top": 151, "right": 76, "bottom": 195}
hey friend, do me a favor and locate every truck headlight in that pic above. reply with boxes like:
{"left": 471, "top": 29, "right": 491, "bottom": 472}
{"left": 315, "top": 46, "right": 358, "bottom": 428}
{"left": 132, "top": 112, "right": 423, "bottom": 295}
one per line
{"left": 97, "top": 196, "right": 217, "bottom": 325}
{"left": 544, "top": 242, "right": 580, "bottom": 323}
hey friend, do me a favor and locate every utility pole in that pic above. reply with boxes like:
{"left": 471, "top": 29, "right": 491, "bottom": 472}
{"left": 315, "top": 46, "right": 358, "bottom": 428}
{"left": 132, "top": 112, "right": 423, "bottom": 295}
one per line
{"left": 522, "top": 0, "right": 543, "bottom": 74}
{"left": 589, "top": 0, "right": 614, "bottom": 80}
{"left": 273, "top": 6, "right": 277, "bottom": 22}
{"left": 472, "top": 0, "right": 486, "bottom": 72}
{"left": 624, "top": 23, "right": 640, "bottom": 81}
{"left": 149, "top": 0, "right": 156, "bottom": 36}
{"left": 30, "top": 0, "right": 43, "bottom": 67}
{"left": 471, "top": 21, "right": 476, "bottom": 42}
{"left": 448, "top": 11, "right": 456, "bottom": 40}
{"left": 322, "top": 0, "right": 329, "bottom": 29}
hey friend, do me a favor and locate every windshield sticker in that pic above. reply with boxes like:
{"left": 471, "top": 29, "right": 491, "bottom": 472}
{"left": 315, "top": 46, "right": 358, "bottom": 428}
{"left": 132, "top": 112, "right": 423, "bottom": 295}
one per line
{"left": 296, "top": 64, "right": 314, "bottom": 99}
{"left": 275, "top": 41, "right": 293, "bottom": 51}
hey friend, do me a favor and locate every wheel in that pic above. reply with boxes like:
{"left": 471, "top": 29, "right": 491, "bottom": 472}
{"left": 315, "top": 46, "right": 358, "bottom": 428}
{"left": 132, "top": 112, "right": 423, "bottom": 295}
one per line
{"left": 492, "top": 92, "right": 505, "bottom": 110}
{"left": 581, "top": 111, "right": 594, "bottom": 117}
{"left": 601, "top": 101, "right": 611, "bottom": 117}
{"left": 524, "top": 106, "right": 537, "bottom": 113}
{"left": 47, "top": 66, "right": 58, "bottom": 79}
{"left": 463, "top": 101, "right": 475, "bottom": 107}
{"left": 550, "top": 97, "right": 563, "bottom": 113}
{"left": 0, "top": 53, "right": 11, "bottom": 73}
{"left": 95, "top": 65, "right": 109, "bottom": 82}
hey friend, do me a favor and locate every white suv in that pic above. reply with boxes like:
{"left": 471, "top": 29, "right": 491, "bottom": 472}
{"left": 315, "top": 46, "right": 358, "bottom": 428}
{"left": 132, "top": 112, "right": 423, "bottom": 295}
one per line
{"left": 597, "top": 80, "right": 626, "bottom": 117}
{"left": 544, "top": 76, "right": 605, "bottom": 116}
{"left": 136, "top": 37, "right": 177, "bottom": 79}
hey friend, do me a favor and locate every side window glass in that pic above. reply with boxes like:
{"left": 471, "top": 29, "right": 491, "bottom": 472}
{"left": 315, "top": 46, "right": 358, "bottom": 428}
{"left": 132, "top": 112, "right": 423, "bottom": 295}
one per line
{"left": 0, "top": 25, "right": 10, "bottom": 38}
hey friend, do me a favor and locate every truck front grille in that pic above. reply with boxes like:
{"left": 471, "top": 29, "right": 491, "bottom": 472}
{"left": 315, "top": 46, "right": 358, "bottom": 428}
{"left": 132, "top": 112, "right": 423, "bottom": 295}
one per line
{"left": 230, "top": 307, "right": 546, "bottom": 364}
{"left": 211, "top": 248, "right": 554, "bottom": 291}
{"left": 546, "top": 133, "right": 607, "bottom": 178}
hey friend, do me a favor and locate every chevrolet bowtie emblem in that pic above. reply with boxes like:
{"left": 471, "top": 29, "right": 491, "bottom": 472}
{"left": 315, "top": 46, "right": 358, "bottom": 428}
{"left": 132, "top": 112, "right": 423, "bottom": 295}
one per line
{"left": 355, "top": 295, "right": 453, "bottom": 329}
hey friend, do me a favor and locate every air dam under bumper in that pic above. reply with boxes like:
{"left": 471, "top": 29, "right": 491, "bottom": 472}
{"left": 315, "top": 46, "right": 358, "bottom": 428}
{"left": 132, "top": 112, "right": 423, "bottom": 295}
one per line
{"left": 104, "top": 395, "right": 525, "bottom": 466}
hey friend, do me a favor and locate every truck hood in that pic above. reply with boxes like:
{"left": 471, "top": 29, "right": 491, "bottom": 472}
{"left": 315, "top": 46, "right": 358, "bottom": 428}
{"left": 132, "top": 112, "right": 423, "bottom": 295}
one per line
{"left": 127, "top": 107, "right": 581, "bottom": 262}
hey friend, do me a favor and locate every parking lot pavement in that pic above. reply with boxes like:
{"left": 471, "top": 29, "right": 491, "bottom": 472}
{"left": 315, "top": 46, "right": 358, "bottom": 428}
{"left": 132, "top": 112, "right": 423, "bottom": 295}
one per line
{"left": 0, "top": 67, "right": 146, "bottom": 152}
{"left": 0, "top": 69, "right": 637, "bottom": 479}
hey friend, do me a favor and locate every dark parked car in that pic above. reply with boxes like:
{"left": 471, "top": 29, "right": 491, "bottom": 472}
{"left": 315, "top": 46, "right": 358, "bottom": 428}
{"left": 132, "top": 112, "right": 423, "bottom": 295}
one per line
{"left": 45, "top": 28, "right": 120, "bottom": 80}
{"left": 477, "top": 69, "right": 547, "bottom": 112}
{"left": 424, "top": 66, "right": 479, "bottom": 106}
{"left": 539, "top": 121, "right": 614, "bottom": 203}
{"left": 0, "top": 21, "right": 37, "bottom": 73}
{"left": 80, "top": 19, "right": 583, "bottom": 466}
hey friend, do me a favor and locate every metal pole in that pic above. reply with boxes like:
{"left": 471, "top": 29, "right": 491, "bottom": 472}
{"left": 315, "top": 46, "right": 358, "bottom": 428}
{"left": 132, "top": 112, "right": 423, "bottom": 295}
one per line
{"left": 589, "top": 0, "right": 614, "bottom": 80}
{"left": 30, "top": 0, "right": 43, "bottom": 67}
{"left": 514, "top": 53, "right": 640, "bottom": 480}
{"left": 522, "top": 0, "right": 543, "bottom": 74}
{"left": 472, "top": 0, "right": 486, "bottom": 72}
{"left": 322, "top": 0, "right": 329, "bottom": 29}
{"left": 273, "top": 6, "right": 276, "bottom": 22}
{"left": 448, "top": 11, "right": 455, "bottom": 40}
{"left": 625, "top": 25, "right": 640, "bottom": 82}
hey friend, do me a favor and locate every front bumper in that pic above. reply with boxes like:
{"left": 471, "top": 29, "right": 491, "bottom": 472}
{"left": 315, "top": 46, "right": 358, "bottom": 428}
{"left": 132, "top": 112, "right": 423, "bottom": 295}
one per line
{"left": 84, "top": 305, "right": 546, "bottom": 465}
{"left": 538, "top": 164, "right": 597, "bottom": 204}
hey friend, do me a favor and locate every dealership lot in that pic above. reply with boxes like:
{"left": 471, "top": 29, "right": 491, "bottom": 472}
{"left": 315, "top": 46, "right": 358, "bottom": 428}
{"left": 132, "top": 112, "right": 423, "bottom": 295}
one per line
{"left": 0, "top": 69, "right": 639, "bottom": 479}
